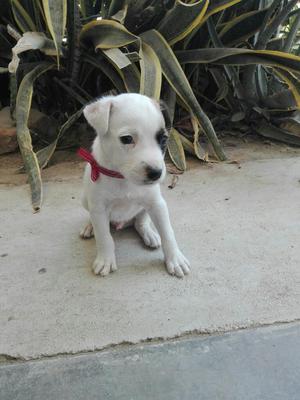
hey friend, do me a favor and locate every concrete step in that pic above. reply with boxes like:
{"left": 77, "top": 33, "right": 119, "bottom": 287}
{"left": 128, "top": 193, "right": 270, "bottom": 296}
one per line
{"left": 1, "top": 323, "right": 300, "bottom": 400}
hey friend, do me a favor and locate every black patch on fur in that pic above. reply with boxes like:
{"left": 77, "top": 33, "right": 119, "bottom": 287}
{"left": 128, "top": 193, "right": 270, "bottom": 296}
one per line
{"left": 156, "top": 128, "right": 168, "bottom": 153}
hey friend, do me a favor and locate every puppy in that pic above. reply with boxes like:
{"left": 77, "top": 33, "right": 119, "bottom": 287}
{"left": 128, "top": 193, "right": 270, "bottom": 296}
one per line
{"left": 79, "top": 93, "right": 190, "bottom": 278}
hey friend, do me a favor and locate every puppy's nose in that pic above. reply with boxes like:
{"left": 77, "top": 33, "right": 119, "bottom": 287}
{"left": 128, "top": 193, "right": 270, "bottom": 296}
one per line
{"left": 146, "top": 167, "right": 162, "bottom": 181}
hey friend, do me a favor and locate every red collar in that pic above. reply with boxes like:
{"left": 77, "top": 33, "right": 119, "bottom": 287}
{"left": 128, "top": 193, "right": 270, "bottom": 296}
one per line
{"left": 77, "top": 148, "right": 124, "bottom": 182}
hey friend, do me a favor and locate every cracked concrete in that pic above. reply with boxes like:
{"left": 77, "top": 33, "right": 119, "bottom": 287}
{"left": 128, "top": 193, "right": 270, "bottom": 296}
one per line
{"left": 1, "top": 153, "right": 300, "bottom": 360}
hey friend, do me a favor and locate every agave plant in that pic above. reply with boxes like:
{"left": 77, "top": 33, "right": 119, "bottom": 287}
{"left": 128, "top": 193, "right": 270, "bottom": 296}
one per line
{"left": 0, "top": 0, "right": 299, "bottom": 211}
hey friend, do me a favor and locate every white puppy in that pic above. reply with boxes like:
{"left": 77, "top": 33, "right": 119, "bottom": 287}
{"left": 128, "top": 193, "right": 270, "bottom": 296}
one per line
{"left": 80, "top": 93, "right": 190, "bottom": 278}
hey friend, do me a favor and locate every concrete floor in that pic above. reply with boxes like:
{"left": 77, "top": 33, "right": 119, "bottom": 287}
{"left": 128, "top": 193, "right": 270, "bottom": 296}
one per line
{"left": 1, "top": 155, "right": 300, "bottom": 360}
{"left": 1, "top": 323, "right": 300, "bottom": 400}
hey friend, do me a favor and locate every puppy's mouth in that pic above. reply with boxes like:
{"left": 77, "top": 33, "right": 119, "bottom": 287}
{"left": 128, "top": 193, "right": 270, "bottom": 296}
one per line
{"left": 128, "top": 177, "right": 159, "bottom": 186}
{"left": 126, "top": 176, "right": 162, "bottom": 186}
{"left": 142, "top": 179, "right": 159, "bottom": 185}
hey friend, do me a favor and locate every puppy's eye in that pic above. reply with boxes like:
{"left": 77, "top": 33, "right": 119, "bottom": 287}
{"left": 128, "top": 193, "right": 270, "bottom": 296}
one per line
{"left": 120, "top": 135, "right": 134, "bottom": 145}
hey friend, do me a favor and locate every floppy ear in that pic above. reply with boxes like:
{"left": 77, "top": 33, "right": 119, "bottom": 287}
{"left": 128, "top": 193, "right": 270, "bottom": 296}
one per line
{"left": 159, "top": 100, "right": 172, "bottom": 132}
{"left": 83, "top": 97, "right": 113, "bottom": 136}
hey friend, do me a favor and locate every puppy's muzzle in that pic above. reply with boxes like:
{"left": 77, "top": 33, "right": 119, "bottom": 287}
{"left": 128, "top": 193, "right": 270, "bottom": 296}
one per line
{"left": 146, "top": 166, "right": 162, "bottom": 182}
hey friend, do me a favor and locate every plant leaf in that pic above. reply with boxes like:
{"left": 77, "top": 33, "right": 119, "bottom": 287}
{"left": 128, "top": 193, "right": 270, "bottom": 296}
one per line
{"left": 102, "top": 48, "right": 132, "bottom": 69}
{"left": 283, "top": 9, "right": 300, "bottom": 53}
{"left": 79, "top": 0, "right": 90, "bottom": 18}
{"left": 139, "top": 41, "right": 162, "bottom": 100}
{"left": 231, "top": 111, "right": 246, "bottom": 122}
{"left": 204, "top": 0, "right": 242, "bottom": 21}
{"left": 10, "top": 73, "right": 17, "bottom": 119}
{"left": 176, "top": 48, "right": 300, "bottom": 75}
{"left": 167, "top": 128, "right": 187, "bottom": 171}
{"left": 207, "top": 17, "right": 245, "bottom": 102}
{"left": 108, "top": 0, "right": 128, "bottom": 20}
{"left": 66, "top": 0, "right": 82, "bottom": 82}
{"left": 215, "top": 79, "right": 229, "bottom": 103}
{"left": 219, "top": 8, "right": 269, "bottom": 46}
{"left": 157, "top": 0, "right": 209, "bottom": 45}
{"left": 16, "top": 63, "right": 55, "bottom": 212}
{"left": 279, "top": 116, "right": 300, "bottom": 136}
{"left": 191, "top": 116, "right": 206, "bottom": 160}
{"left": 161, "top": 83, "right": 176, "bottom": 125}
{"left": 42, "top": 0, "right": 67, "bottom": 67}
{"left": 256, "top": 122, "right": 300, "bottom": 145}
{"left": 36, "top": 108, "right": 83, "bottom": 169}
{"left": 267, "top": 38, "right": 284, "bottom": 51}
{"left": 80, "top": 19, "right": 138, "bottom": 50}
{"left": 108, "top": 0, "right": 126, "bottom": 18}
{"left": 121, "top": 63, "right": 140, "bottom": 93}
{"left": 11, "top": 0, "right": 36, "bottom": 33}
{"left": 84, "top": 54, "right": 126, "bottom": 93}
{"left": 53, "top": 77, "right": 87, "bottom": 105}
{"left": 274, "top": 69, "right": 300, "bottom": 109}
{"left": 101, "top": 48, "right": 140, "bottom": 92}
{"left": 110, "top": 4, "right": 128, "bottom": 23}
{"left": 260, "top": 90, "right": 296, "bottom": 110}
{"left": 178, "top": 133, "right": 196, "bottom": 156}
{"left": 141, "top": 29, "right": 226, "bottom": 161}
{"left": 185, "top": 0, "right": 242, "bottom": 46}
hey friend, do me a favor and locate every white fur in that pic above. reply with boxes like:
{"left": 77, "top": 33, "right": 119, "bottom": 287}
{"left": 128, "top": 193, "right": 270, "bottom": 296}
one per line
{"left": 80, "top": 93, "right": 190, "bottom": 278}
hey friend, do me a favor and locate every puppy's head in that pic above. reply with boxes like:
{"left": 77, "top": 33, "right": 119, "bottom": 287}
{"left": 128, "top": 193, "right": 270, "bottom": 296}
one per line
{"left": 83, "top": 93, "right": 170, "bottom": 185}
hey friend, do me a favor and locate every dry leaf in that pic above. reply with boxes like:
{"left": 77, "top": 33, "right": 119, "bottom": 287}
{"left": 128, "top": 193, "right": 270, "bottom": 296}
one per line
{"left": 8, "top": 32, "right": 56, "bottom": 73}
{"left": 168, "top": 175, "right": 179, "bottom": 189}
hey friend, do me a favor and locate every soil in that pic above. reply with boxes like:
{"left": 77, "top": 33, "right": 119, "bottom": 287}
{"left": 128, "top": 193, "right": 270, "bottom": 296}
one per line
{"left": 1, "top": 135, "right": 300, "bottom": 186}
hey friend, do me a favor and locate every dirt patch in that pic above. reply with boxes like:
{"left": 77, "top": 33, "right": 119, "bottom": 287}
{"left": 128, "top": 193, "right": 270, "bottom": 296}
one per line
{"left": 1, "top": 136, "right": 300, "bottom": 186}
{"left": 0, "top": 151, "right": 84, "bottom": 186}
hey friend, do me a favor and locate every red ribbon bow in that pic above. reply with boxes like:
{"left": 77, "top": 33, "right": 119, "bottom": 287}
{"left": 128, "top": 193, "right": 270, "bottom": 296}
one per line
{"left": 77, "top": 148, "right": 124, "bottom": 182}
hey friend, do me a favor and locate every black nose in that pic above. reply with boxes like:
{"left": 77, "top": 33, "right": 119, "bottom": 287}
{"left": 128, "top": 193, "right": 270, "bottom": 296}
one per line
{"left": 146, "top": 167, "right": 162, "bottom": 181}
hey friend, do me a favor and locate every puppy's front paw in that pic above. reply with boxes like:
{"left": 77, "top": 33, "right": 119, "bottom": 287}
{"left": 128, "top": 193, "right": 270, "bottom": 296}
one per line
{"left": 92, "top": 254, "right": 117, "bottom": 276}
{"left": 165, "top": 249, "right": 190, "bottom": 278}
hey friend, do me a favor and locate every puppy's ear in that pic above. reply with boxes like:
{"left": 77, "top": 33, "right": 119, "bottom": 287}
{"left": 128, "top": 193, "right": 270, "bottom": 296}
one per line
{"left": 83, "top": 97, "right": 113, "bottom": 136}
{"left": 159, "top": 100, "right": 172, "bottom": 132}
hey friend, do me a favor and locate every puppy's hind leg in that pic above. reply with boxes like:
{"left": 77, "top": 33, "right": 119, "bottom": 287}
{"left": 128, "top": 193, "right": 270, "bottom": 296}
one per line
{"left": 134, "top": 211, "right": 161, "bottom": 249}
{"left": 80, "top": 192, "right": 94, "bottom": 239}
{"left": 80, "top": 221, "right": 94, "bottom": 239}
